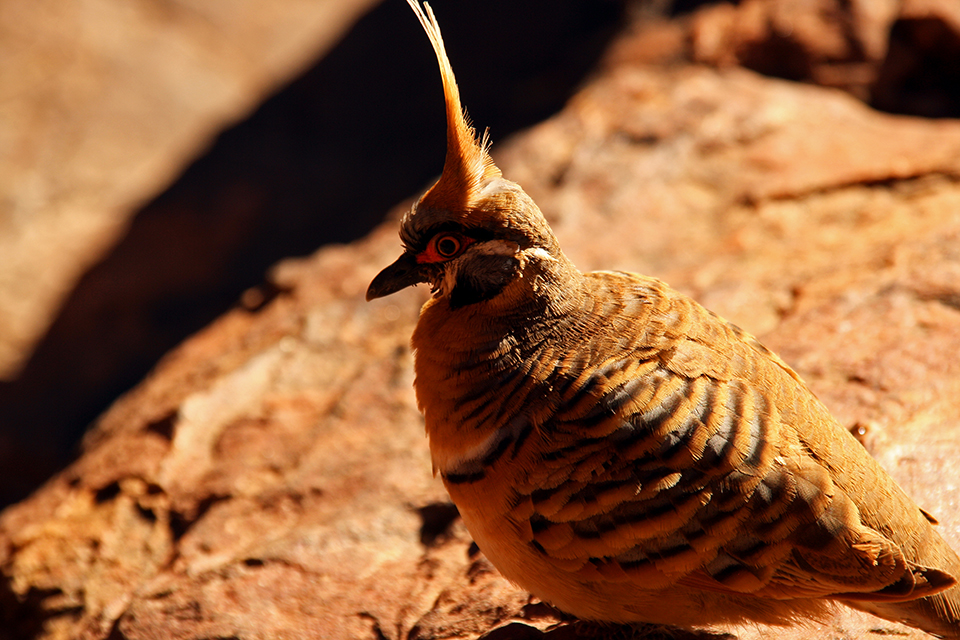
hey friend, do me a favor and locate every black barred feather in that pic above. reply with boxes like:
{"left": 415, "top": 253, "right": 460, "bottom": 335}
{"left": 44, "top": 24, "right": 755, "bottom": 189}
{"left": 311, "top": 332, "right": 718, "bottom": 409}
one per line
{"left": 368, "top": 2, "right": 960, "bottom": 636}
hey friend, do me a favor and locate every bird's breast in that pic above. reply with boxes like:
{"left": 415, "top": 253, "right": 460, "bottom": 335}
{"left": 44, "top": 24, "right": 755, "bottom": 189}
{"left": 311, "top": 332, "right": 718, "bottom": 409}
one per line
{"left": 411, "top": 274, "right": 665, "bottom": 492}
{"left": 413, "top": 321, "right": 552, "bottom": 484}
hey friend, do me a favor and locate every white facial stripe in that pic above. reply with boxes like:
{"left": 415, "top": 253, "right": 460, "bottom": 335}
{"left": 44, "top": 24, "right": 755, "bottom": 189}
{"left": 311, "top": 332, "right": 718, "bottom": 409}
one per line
{"left": 472, "top": 238, "right": 520, "bottom": 256}
{"left": 526, "top": 247, "right": 555, "bottom": 262}
{"left": 440, "top": 262, "right": 459, "bottom": 296}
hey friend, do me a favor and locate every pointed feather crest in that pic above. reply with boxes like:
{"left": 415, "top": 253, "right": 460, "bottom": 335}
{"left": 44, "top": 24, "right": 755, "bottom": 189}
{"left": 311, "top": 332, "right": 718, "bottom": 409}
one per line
{"left": 407, "top": 0, "right": 501, "bottom": 211}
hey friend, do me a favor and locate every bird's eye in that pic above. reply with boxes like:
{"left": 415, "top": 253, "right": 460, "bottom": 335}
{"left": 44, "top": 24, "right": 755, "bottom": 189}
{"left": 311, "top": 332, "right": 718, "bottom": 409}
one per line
{"left": 416, "top": 232, "right": 473, "bottom": 264}
{"left": 434, "top": 234, "right": 463, "bottom": 258}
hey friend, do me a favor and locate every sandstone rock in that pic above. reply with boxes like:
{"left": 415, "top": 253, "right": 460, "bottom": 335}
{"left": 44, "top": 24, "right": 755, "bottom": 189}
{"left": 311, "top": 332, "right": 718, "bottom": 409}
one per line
{"left": 0, "top": 0, "right": 380, "bottom": 380}
{"left": 689, "top": 0, "right": 960, "bottom": 114}
{"left": 3, "top": 5, "right": 960, "bottom": 640}
{"left": 0, "top": 0, "right": 620, "bottom": 510}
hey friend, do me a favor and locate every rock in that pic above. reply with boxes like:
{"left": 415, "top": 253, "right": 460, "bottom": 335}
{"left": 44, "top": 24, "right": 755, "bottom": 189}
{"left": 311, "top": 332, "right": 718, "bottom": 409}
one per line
{"left": 3, "top": 5, "right": 960, "bottom": 640}
{"left": 689, "top": 0, "right": 960, "bottom": 115}
{"left": 0, "top": 0, "right": 381, "bottom": 381}
{"left": 0, "top": 0, "right": 621, "bottom": 510}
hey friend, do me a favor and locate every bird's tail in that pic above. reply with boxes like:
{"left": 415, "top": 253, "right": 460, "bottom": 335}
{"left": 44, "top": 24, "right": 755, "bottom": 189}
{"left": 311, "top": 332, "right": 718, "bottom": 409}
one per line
{"left": 848, "top": 532, "right": 960, "bottom": 638}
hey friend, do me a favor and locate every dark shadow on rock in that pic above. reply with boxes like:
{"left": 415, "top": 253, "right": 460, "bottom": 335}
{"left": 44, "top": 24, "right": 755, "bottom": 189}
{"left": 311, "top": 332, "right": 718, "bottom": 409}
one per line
{"left": 872, "top": 17, "right": 960, "bottom": 118}
{"left": 480, "top": 620, "right": 737, "bottom": 640}
{"left": 0, "top": 0, "right": 624, "bottom": 508}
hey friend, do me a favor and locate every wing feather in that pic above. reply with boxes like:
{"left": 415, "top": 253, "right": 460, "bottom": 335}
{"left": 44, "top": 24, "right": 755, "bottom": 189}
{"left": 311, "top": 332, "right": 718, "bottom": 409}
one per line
{"left": 518, "top": 272, "right": 950, "bottom": 604}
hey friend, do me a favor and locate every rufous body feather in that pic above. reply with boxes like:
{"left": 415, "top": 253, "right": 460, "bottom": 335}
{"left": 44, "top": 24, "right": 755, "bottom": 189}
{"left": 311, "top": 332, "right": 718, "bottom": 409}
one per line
{"left": 367, "top": 2, "right": 960, "bottom": 637}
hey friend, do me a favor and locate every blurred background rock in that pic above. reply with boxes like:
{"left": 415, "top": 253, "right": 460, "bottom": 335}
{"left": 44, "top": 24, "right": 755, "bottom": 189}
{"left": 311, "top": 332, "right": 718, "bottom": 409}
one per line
{"left": 0, "top": 0, "right": 623, "bottom": 506}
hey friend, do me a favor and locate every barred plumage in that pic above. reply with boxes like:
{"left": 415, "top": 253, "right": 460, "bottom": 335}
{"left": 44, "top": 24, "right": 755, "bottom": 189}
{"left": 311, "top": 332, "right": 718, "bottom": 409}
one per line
{"left": 366, "top": 2, "right": 960, "bottom": 636}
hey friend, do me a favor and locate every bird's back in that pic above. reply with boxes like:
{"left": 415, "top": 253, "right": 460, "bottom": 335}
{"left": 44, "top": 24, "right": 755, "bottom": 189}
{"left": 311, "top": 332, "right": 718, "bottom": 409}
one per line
{"left": 423, "top": 269, "right": 960, "bottom": 635}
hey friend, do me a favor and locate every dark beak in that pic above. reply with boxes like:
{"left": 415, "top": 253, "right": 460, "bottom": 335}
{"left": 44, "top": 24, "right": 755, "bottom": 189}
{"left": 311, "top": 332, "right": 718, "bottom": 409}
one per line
{"left": 366, "top": 252, "right": 428, "bottom": 301}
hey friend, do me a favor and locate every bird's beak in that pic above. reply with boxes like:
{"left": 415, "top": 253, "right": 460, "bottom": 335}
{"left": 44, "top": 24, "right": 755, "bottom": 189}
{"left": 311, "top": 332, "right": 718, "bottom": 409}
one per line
{"left": 366, "top": 252, "right": 428, "bottom": 301}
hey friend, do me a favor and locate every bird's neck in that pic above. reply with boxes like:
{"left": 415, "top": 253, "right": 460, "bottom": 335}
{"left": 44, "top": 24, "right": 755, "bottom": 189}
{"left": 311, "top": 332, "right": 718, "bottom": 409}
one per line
{"left": 415, "top": 249, "right": 585, "bottom": 360}
{"left": 412, "top": 251, "right": 586, "bottom": 475}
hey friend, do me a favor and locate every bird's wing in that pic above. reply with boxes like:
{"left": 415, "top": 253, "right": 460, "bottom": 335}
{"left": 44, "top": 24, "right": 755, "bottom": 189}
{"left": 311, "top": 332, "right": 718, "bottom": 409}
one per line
{"left": 515, "top": 272, "right": 953, "bottom": 602}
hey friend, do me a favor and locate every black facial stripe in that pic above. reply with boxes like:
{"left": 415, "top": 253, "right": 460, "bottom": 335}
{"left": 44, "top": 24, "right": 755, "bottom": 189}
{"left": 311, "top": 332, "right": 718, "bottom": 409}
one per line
{"left": 448, "top": 252, "right": 518, "bottom": 309}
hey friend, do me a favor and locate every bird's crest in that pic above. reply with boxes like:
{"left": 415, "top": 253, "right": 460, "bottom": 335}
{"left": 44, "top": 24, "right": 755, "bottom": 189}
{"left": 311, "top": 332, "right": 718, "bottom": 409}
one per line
{"left": 406, "top": 0, "right": 502, "bottom": 212}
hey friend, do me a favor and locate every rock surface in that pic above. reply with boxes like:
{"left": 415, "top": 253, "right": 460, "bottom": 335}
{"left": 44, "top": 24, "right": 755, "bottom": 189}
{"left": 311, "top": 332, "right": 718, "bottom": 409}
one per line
{"left": 3, "top": 2, "right": 960, "bottom": 639}
{"left": 0, "top": 0, "right": 380, "bottom": 381}
{"left": 0, "top": 0, "right": 620, "bottom": 509}
{"left": 687, "top": 0, "right": 960, "bottom": 116}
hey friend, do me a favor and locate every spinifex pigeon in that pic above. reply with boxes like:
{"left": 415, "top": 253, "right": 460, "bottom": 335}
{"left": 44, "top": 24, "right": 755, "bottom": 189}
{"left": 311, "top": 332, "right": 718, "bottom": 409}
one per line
{"left": 367, "top": 2, "right": 960, "bottom": 636}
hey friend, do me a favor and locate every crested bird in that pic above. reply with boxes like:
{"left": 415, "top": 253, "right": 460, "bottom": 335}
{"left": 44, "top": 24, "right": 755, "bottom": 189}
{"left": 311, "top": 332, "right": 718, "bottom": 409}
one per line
{"left": 367, "top": 1, "right": 960, "bottom": 636}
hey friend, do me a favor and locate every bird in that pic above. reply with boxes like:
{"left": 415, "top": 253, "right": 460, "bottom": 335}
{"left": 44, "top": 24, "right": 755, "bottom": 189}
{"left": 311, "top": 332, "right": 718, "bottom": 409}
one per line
{"left": 366, "top": 1, "right": 960, "bottom": 637}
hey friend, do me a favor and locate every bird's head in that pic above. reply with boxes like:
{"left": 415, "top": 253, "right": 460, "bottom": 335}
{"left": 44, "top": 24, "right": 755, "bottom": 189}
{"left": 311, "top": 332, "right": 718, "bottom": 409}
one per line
{"left": 366, "top": 1, "right": 572, "bottom": 312}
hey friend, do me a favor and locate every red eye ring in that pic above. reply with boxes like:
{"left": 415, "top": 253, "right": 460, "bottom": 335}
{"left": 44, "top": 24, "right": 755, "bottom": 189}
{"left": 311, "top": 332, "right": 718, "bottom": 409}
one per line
{"left": 417, "top": 233, "right": 473, "bottom": 263}
{"left": 435, "top": 234, "right": 462, "bottom": 257}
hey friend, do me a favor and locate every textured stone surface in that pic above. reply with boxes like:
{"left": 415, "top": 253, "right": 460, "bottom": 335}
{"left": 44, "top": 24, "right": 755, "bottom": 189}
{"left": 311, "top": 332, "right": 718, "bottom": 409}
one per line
{"left": 0, "top": 0, "right": 621, "bottom": 510}
{"left": 688, "top": 0, "right": 960, "bottom": 116}
{"left": 0, "top": 0, "right": 380, "bottom": 380}
{"left": 2, "top": 4, "right": 960, "bottom": 640}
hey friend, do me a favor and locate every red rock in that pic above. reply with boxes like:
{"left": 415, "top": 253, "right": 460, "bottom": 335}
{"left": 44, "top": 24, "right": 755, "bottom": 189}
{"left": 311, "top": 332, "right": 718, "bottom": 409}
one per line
{"left": 3, "top": 6, "right": 960, "bottom": 639}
